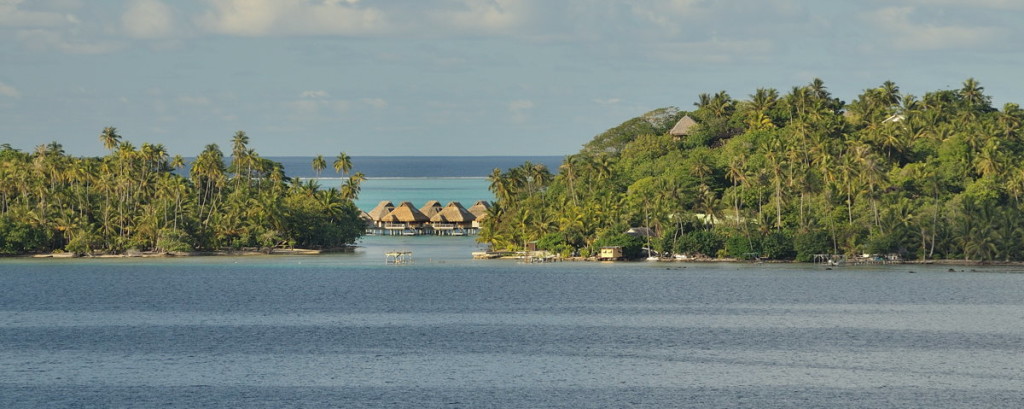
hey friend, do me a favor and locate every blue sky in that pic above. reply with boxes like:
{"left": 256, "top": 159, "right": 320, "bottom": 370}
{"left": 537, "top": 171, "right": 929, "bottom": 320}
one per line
{"left": 2, "top": 0, "right": 1023, "bottom": 157}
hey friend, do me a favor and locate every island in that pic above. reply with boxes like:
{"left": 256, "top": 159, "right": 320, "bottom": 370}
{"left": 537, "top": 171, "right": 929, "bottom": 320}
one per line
{"left": 479, "top": 78, "right": 1024, "bottom": 263}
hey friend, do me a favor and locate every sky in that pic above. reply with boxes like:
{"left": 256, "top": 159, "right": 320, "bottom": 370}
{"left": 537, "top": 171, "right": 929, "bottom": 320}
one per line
{"left": 1, "top": 0, "right": 1023, "bottom": 157}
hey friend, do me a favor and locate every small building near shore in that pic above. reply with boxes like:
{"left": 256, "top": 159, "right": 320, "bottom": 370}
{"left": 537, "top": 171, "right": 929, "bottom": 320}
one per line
{"left": 468, "top": 200, "right": 491, "bottom": 228}
{"left": 366, "top": 201, "right": 395, "bottom": 227}
{"left": 358, "top": 210, "right": 374, "bottom": 228}
{"left": 430, "top": 201, "right": 477, "bottom": 230}
{"left": 380, "top": 201, "right": 430, "bottom": 230}
{"left": 599, "top": 246, "right": 623, "bottom": 261}
{"left": 625, "top": 227, "right": 657, "bottom": 238}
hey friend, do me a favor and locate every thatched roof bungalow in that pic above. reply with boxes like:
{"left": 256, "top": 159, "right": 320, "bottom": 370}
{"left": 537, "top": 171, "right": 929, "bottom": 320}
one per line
{"left": 380, "top": 201, "right": 430, "bottom": 228}
{"left": 468, "top": 200, "right": 491, "bottom": 218}
{"left": 430, "top": 201, "right": 476, "bottom": 229}
{"left": 358, "top": 210, "right": 374, "bottom": 228}
{"left": 669, "top": 115, "right": 697, "bottom": 140}
{"left": 468, "top": 200, "right": 491, "bottom": 228}
{"left": 419, "top": 200, "right": 444, "bottom": 219}
{"left": 366, "top": 201, "right": 395, "bottom": 227}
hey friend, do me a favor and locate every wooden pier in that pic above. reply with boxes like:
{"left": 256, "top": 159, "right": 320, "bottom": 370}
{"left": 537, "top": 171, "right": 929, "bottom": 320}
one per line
{"left": 385, "top": 251, "right": 413, "bottom": 264}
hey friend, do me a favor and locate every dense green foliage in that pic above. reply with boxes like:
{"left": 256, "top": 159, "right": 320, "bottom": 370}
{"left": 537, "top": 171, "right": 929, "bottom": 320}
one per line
{"left": 482, "top": 78, "right": 1024, "bottom": 262}
{"left": 0, "top": 129, "right": 364, "bottom": 255}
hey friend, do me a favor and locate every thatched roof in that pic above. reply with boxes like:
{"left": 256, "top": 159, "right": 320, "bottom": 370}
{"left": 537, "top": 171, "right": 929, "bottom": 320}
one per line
{"left": 669, "top": 115, "right": 697, "bottom": 136}
{"left": 626, "top": 227, "right": 657, "bottom": 238}
{"left": 467, "top": 200, "right": 491, "bottom": 219}
{"left": 431, "top": 201, "right": 476, "bottom": 223}
{"left": 419, "top": 200, "right": 444, "bottom": 218}
{"left": 366, "top": 201, "right": 395, "bottom": 221}
{"left": 381, "top": 201, "right": 430, "bottom": 223}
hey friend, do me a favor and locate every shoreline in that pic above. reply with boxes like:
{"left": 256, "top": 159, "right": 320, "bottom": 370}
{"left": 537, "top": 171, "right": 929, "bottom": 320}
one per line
{"left": 11, "top": 247, "right": 356, "bottom": 259}
{"left": 9, "top": 247, "right": 1024, "bottom": 268}
{"left": 473, "top": 251, "right": 1024, "bottom": 267}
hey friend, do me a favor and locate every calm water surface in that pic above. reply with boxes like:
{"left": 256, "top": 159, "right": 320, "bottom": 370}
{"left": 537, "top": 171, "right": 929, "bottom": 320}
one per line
{"left": 2, "top": 237, "right": 1023, "bottom": 408}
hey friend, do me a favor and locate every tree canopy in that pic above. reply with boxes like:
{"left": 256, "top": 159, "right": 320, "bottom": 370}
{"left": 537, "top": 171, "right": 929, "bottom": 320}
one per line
{"left": 0, "top": 130, "right": 364, "bottom": 255}
{"left": 481, "top": 78, "right": 1024, "bottom": 262}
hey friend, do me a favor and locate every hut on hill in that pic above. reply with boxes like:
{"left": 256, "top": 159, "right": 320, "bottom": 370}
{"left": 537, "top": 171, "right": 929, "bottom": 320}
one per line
{"left": 430, "top": 201, "right": 476, "bottom": 233}
{"left": 366, "top": 201, "right": 395, "bottom": 227}
{"left": 669, "top": 115, "right": 697, "bottom": 140}
{"left": 419, "top": 200, "right": 444, "bottom": 219}
{"left": 380, "top": 201, "right": 430, "bottom": 232}
{"left": 468, "top": 200, "right": 491, "bottom": 228}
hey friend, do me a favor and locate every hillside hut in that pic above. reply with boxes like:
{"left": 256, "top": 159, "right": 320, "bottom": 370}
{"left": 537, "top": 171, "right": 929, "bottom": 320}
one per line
{"left": 430, "top": 201, "right": 477, "bottom": 231}
{"left": 625, "top": 227, "right": 657, "bottom": 238}
{"left": 419, "top": 200, "right": 444, "bottom": 219}
{"left": 380, "top": 201, "right": 430, "bottom": 230}
{"left": 669, "top": 115, "right": 697, "bottom": 140}
{"left": 468, "top": 200, "right": 491, "bottom": 228}
{"left": 366, "top": 201, "right": 395, "bottom": 227}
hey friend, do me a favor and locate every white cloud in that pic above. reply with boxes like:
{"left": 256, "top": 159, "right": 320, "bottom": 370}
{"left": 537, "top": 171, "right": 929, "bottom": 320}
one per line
{"left": 629, "top": 0, "right": 708, "bottom": 34}
{"left": 195, "top": 0, "right": 385, "bottom": 36}
{"left": 508, "top": 99, "right": 534, "bottom": 123}
{"left": 648, "top": 38, "right": 776, "bottom": 64}
{"left": 16, "top": 28, "right": 122, "bottom": 54}
{"left": 0, "top": 81, "right": 21, "bottom": 98}
{"left": 594, "top": 98, "right": 621, "bottom": 105}
{"left": 122, "top": 0, "right": 175, "bottom": 39}
{"left": 866, "top": 6, "right": 1002, "bottom": 50}
{"left": 362, "top": 98, "right": 387, "bottom": 108}
{"left": 894, "top": 0, "right": 1024, "bottom": 10}
{"left": 0, "top": 0, "right": 75, "bottom": 27}
{"left": 301, "top": 90, "right": 329, "bottom": 99}
{"left": 192, "top": 0, "right": 540, "bottom": 38}
{"left": 176, "top": 95, "right": 211, "bottom": 106}
{"left": 432, "top": 0, "right": 532, "bottom": 35}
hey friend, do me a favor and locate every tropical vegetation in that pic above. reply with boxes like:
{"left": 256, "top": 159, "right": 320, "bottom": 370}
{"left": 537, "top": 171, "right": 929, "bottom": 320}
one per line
{"left": 0, "top": 129, "right": 364, "bottom": 255}
{"left": 481, "top": 78, "right": 1024, "bottom": 262}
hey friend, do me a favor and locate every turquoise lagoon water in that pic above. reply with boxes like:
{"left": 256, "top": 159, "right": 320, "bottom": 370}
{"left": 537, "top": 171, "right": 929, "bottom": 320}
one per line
{"left": 314, "top": 177, "right": 493, "bottom": 212}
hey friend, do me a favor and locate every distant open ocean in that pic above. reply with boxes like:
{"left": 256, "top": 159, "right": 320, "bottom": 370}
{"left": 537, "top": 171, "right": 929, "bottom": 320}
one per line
{"left": 270, "top": 156, "right": 564, "bottom": 179}
{"left": 273, "top": 156, "right": 564, "bottom": 211}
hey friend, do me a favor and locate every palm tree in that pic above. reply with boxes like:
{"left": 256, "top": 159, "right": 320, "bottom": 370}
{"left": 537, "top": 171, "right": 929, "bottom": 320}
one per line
{"left": 488, "top": 168, "right": 513, "bottom": 203}
{"left": 341, "top": 172, "right": 366, "bottom": 200}
{"left": 311, "top": 155, "right": 327, "bottom": 178}
{"left": 99, "top": 127, "right": 122, "bottom": 151}
{"left": 559, "top": 155, "right": 580, "bottom": 206}
{"left": 879, "top": 80, "right": 901, "bottom": 107}
{"left": 959, "top": 78, "right": 989, "bottom": 110}
{"left": 333, "top": 152, "right": 352, "bottom": 176}
{"left": 230, "top": 131, "right": 250, "bottom": 182}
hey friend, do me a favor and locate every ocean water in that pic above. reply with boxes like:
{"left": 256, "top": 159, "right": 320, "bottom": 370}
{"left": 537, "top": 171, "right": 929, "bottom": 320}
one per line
{"left": 3, "top": 157, "right": 1023, "bottom": 408}
{"left": 274, "top": 156, "right": 562, "bottom": 211}
{"left": 271, "top": 156, "right": 564, "bottom": 179}
{"left": 2, "top": 250, "right": 1023, "bottom": 408}
{"left": 317, "top": 177, "right": 493, "bottom": 213}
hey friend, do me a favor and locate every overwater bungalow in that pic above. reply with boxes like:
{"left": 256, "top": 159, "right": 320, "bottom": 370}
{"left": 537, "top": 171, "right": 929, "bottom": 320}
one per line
{"left": 430, "top": 201, "right": 477, "bottom": 235}
{"left": 468, "top": 200, "right": 491, "bottom": 228}
{"left": 366, "top": 201, "right": 395, "bottom": 228}
{"left": 358, "top": 210, "right": 374, "bottom": 229}
{"left": 379, "top": 201, "right": 430, "bottom": 234}
{"left": 419, "top": 200, "right": 444, "bottom": 219}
